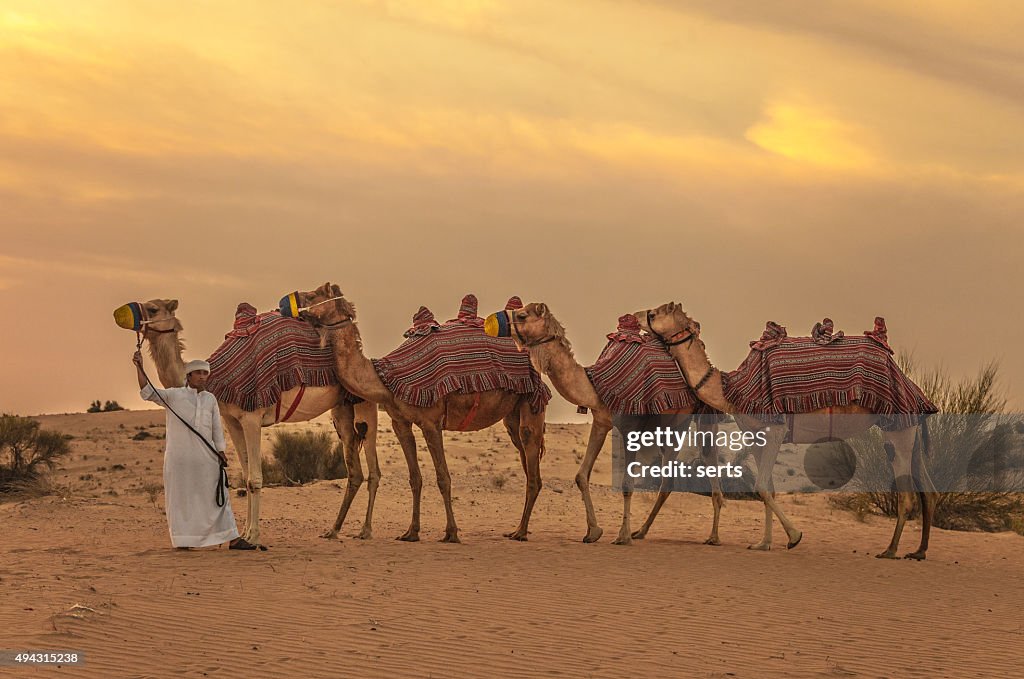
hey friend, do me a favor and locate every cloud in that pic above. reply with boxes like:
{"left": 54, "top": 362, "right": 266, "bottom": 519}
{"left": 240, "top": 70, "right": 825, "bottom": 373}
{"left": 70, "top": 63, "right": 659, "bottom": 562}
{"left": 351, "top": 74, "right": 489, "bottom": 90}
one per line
{"left": 655, "top": 0, "right": 1024, "bottom": 109}
{"left": 745, "top": 100, "right": 876, "bottom": 170}
{"left": 0, "top": 254, "right": 247, "bottom": 291}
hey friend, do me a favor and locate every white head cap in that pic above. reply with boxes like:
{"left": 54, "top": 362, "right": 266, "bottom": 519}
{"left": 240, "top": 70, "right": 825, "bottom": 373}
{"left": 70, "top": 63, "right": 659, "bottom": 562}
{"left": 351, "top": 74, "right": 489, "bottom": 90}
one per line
{"left": 184, "top": 359, "right": 211, "bottom": 375}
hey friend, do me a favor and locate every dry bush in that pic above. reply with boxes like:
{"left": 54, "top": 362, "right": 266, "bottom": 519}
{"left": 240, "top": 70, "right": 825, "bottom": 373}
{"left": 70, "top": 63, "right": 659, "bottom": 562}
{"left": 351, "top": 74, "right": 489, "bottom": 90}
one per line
{"left": 264, "top": 430, "right": 348, "bottom": 486}
{"left": 830, "top": 357, "right": 1024, "bottom": 532}
{"left": 3, "top": 474, "right": 75, "bottom": 501}
{"left": 0, "top": 414, "right": 72, "bottom": 493}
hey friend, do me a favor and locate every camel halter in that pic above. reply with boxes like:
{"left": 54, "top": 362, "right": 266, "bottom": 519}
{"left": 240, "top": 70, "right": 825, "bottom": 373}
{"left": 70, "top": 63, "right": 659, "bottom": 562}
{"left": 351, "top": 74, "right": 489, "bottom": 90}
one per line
{"left": 644, "top": 309, "right": 716, "bottom": 393}
{"left": 645, "top": 309, "right": 697, "bottom": 347}
{"left": 279, "top": 292, "right": 353, "bottom": 329}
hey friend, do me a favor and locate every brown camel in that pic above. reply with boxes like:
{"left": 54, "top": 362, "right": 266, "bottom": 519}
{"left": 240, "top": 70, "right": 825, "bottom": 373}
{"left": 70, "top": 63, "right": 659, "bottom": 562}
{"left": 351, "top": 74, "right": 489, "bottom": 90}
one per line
{"left": 287, "top": 283, "right": 548, "bottom": 543}
{"left": 484, "top": 302, "right": 725, "bottom": 545}
{"left": 637, "top": 303, "right": 939, "bottom": 559}
{"left": 117, "top": 299, "right": 380, "bottom": 547}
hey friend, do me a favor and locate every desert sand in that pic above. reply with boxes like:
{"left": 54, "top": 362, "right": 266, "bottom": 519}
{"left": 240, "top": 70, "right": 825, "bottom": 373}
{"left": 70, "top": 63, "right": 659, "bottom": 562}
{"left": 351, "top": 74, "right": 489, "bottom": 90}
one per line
{"left": 2, "top": 409, "right": 1022, "bottom": 678}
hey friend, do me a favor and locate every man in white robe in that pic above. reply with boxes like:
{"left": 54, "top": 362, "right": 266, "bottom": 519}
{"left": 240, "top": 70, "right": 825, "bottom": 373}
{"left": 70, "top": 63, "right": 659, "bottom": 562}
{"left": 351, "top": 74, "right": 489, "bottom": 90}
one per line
{"left": 133, "top": 351, "right": 256, "bottom": 550}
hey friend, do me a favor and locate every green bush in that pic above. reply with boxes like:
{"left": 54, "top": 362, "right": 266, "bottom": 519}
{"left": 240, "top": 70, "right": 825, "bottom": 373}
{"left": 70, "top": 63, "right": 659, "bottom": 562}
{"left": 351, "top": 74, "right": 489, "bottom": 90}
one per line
{"left": 88, "top": 400, "right": 124, "bottom": 413}
{"left": 0, "top": 414, "right": 72, "bottom": 492}
{"left": 830, "top": 357, "right": 1024, "bottom": 532}
{"left": 264, "top": 430, "right": 348, "bottom": 486}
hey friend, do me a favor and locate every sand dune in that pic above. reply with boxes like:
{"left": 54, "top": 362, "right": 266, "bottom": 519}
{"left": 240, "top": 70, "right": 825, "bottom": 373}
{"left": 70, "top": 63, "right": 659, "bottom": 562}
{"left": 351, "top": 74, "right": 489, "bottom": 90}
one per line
{"left": 1, "top": 411, "right": 1022, "bottom": 678}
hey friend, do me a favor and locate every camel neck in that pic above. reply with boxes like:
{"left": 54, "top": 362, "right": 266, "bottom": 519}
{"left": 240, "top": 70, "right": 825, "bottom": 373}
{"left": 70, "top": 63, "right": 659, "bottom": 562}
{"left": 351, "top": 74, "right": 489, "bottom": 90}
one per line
{"left": 668, "top": 341, "right": 734, "bottom": 414}
{"left": 326, "top": 324, "right": 392, "bottom": 403}
{"left": 531, "top": 342, "right": 602, "bottom": 411}
{"left": 147, "top": 331, "right": 185, "bottom": 388}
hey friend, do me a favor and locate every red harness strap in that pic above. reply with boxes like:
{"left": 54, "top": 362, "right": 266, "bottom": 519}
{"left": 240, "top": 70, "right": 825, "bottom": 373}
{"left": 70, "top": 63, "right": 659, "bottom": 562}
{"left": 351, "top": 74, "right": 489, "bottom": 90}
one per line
{"left": 275, "top": 384, "right": 307, "bottom": 423}
{"left": 455, "top": 392, "right": 482, "bottom": 431}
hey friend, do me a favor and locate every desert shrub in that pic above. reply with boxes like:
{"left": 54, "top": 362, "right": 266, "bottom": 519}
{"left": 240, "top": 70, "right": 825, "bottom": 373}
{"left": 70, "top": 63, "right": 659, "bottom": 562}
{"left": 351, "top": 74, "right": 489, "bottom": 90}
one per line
{"left": 829, "top": 357, "right": 1024, "bottom": 532}
{"left": 264, "top": 430, "right": 348, "bottom": 486}
{"left": 87, "top": 400, "right": 124, "bottom": 413}
{"left": 0, "top": 414, "right": 72, "bottom": 492}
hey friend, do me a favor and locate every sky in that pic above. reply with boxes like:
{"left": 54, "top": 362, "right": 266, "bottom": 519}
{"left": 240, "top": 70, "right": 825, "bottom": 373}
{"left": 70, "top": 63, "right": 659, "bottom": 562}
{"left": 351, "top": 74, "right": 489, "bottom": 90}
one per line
{"left": 1, "top": 0, "right": 1022, "bottom": 420}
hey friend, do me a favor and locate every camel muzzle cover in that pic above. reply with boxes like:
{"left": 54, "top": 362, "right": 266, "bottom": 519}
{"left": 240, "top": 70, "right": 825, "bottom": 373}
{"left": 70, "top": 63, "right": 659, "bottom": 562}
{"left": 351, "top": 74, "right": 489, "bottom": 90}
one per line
{"left": 484, "top": 311, "right": 512, "bottom": 338}
{"left": 113, "top": 302, "right": 147, "bottom": 331}
{"left": 278, "top": 292, "right": 301, "bottom": 318}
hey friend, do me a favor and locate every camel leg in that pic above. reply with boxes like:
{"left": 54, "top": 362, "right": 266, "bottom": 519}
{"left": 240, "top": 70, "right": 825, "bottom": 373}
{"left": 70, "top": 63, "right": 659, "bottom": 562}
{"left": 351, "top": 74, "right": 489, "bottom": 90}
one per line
{"left": 576, "top": 416, "right": 611, "bottom": 543}
{"left": 702, "top": 440, "right": 725, "bottom": 546}
{"left": 222, "top": 414, "right": 249, "bottom": 531}
{"left": 631, "top": 485, "right": 672, "bottom": 540}
{"left": 633, "top": 415, "right": 686, "bottom": 540}
{"left": 321, "top": 405, "right": 363, "bottom": 540}
{"left": 420, "top": 424, "right": 460, "bottom": 543}
{"left": 907, "top": 426, "right": 938, "bottom": 561}
{"left": 749, "top": 426, "right": 802, "bottom": 551}
{"left": 392, "top": 416, "right": 422, "bottom": 542}
{"left": 222, "top": 414, "right": 249, "bottom": 478}
{"left": 613, "top": 418, "right": 641, "bottom": 545}
{"left": 506, "top": 402, "right": 544, "bottom": 541}
{"left": 355, "top": 402, "right": 380, "bottom": 540}
{"left": 501, "top": 410, "right": 528, "bottom": 539}
{"left": 240, "top": 414, "right": 264, "bottom": 546}
{"left": 877, "top": 428, "right": 920, "bottom": 560}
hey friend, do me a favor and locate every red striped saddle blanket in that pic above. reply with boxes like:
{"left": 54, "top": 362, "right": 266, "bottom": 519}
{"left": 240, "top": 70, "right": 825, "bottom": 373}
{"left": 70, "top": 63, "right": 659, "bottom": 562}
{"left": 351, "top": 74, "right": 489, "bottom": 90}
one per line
{"left": 585, "top": 315, "right": 700, "bottom": 415}
{"left": 372, "top": 316, "right": 551, "bottom": 413}
{"left": 206, "top": 303, "right": 359, "bottom": 411}
{"left": 722, "top": 318, "right": 937, "bottom": 429}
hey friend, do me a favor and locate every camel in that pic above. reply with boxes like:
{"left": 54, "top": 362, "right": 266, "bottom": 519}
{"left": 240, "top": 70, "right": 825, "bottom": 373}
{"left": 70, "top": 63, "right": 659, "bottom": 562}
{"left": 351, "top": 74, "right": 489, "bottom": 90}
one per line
{"left": 116, "top": 299, "right": 380, "bottom": 547}
{"left": 636, "top": 303, "right": 940, "bottom": 559}
{"left": 285, "top": 283, "right": 547, "bottom": 543}
{"left": 483, "top": 302, "right": 725, "bottom": 545}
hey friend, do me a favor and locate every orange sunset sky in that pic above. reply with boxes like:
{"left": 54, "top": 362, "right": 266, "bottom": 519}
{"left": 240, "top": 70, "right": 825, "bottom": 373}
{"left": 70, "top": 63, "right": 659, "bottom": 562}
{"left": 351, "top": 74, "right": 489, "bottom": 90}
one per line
{"left": 1, "top": 0, "right": 1022, "bottom": 420}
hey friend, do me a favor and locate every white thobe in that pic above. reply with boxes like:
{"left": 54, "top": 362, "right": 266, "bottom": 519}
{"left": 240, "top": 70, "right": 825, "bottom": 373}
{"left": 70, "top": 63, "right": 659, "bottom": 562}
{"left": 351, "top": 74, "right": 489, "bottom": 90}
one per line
{"left": 141, "top": 384, "right": 239, "bottom": 548}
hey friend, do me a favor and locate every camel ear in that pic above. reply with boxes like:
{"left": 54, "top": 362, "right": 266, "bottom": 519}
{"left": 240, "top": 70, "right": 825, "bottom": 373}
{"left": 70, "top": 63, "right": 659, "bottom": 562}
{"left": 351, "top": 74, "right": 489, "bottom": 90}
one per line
{"left": 535, "top": 303, "right": 548, "bottom": 318}
{"left": 331, "top": 284, "right": 342, "bottom": 297}
{"left": 166, "top": 299, "right": 178, "bottom": 312}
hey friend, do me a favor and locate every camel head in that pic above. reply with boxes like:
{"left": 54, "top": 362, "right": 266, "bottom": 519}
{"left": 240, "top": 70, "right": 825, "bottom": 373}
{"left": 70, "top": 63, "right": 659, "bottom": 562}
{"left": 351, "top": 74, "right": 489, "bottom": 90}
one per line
{"left": 113, "top": 298, "right": 182, "bottom": 336}
{"left": 280, "top": 283, "right": 357, "bottom": 344}
{"left": 633, "top": 302, "right": 702, "bottom": 347}
{"left": 485, "top": 302, "right": 572, "bottom": 353}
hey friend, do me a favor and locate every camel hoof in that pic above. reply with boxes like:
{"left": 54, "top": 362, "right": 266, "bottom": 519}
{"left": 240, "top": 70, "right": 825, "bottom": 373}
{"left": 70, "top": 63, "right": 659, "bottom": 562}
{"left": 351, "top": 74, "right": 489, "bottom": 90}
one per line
{"left": 396, "top": 532, "right": 420, "bottom": 542}
{"left": 787, "top": 531, "right": 803, "bottom": 550}
{"left": 319, "top": 530, "right": 339, "bottom": 540}
{"left": 357, "top": 529, "right": 373, "bottom": 540}
{"left": 440, "top": 534, "right": 461, "bottom": 544}
{"left": 903, "top": 551, "right": 926, "bottom": 561}
{"left": 582, "top": 526, "right": 604, "bottom": 543}
{"left": 875, "top": 550, "right": 898, "bottom": 559}
{"left": 704, "top": 537, "right": 722, "bottom": 546}
{"left": 505, "top": 533, "right": 528, "bottom": 542}
{"left": 630, "top": 530, "right": 648, "bottom": 540}
{"left": 747, "top": 543, "right": 771, "bottom": 551}
{"left": 611, "top": 535, "right": 632, "bottom": 546}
